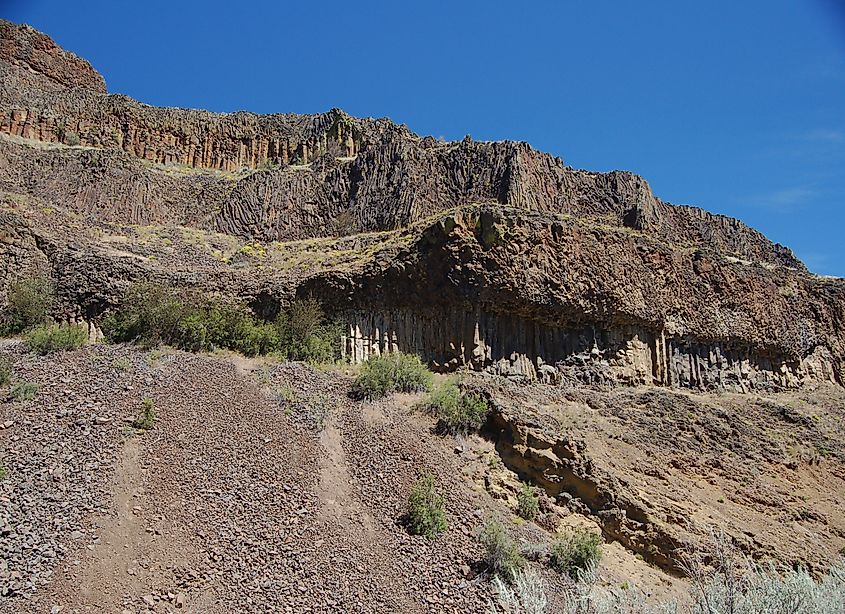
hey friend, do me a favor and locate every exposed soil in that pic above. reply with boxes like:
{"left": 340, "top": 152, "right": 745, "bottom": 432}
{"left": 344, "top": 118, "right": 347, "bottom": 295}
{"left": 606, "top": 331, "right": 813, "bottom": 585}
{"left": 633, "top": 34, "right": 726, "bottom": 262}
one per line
{"left": 2, "top": 345, "right": 843, "bottom": 613}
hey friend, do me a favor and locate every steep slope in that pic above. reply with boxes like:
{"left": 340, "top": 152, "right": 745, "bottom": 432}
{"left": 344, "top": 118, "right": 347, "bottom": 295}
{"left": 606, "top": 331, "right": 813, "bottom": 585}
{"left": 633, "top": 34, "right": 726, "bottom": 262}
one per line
{"left": 2, "top": 20, "right": 843, "bottom": 394}
{"left": 0, "top": 19, "right": 801, "bottom": 268}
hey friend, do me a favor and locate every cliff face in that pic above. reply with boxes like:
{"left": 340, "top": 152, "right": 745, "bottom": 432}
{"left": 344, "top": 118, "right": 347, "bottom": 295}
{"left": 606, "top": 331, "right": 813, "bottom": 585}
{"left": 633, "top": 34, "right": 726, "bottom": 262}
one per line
{"left": 1, "top": 20, "right": 842, "bottom": 392}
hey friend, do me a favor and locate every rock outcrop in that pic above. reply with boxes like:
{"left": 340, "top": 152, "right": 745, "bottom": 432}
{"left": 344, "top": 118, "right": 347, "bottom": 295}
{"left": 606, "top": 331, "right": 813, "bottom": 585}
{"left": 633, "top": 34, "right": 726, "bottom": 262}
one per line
{"left": 0, "top": 20, "right": 802, "bottom": 270}
{"left": 479, "top": 380, "right": 845, "bottom": 575}
{"left": 1, "top": 20, "right": 843, "bottom": 393}
{"left": 0, "top": 21, "right": 105, "bottom": 93}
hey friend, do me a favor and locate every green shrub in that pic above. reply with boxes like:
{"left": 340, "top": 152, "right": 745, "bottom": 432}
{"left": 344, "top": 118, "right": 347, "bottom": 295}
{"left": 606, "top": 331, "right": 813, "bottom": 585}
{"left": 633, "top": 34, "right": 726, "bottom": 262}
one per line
{"left": 133, "top": 398, "right": 156, "bottom": 430}
{"left": 477, "top": 519, "right": 525, "bottom": 582}
{"left": 299, "top": 330, "right": 336, "bottom": 363}
{"left": 1, "top": 276, "right": 53, "bottom": 335}
{"left": 26, "top": 324, "right": 87, "bottom": 355}
{"left": 353, "top": 353, "right": 433, "bottom": 400}
{"left": 550, "top": 528, "right": 602, "bottom": 578}
{"left": 65, "top": 131, "right": 81, "bottom": 146}
{"left": 422, "top": 379, "right": 489, "bottom": 434}
{"left": 10, "top": 381, "right": 38, "bottom": 402}
{"left": 111, "top": 357, "right": 131, "bottom": 372}
{"left": 0, "top": 356, "right": 11, "bottom": 387}
{"left": 289, "top": 297, "right": 324, "bottom": 344}
{"left": 408, "top": 471, "right": 447, "bottom": 538}
{"left": 101, "top": 284, "right": 340, "bottom": 360}
{"left": 517, "top": 483, "right": 540, "bottom": 521}
{"left": 0, "top": 461, "right": 6, "bottom": 480}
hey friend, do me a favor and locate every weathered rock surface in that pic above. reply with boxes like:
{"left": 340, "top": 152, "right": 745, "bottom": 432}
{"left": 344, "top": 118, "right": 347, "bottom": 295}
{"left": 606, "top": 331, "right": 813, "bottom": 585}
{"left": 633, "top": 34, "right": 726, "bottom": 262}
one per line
{"left": 0, "top": 19, "right": 843, "bottom": 394}
{"left": 0, "top": 21, "right": 105, "bottom": 93}
{"left": 0, "top": 20, "right": 803, "bottom": 270}
{"left": 2, "top": 20, "right": 845, "bottom": 611}
{"left": 477, "top": 377, "right": 845, "bottom": 576}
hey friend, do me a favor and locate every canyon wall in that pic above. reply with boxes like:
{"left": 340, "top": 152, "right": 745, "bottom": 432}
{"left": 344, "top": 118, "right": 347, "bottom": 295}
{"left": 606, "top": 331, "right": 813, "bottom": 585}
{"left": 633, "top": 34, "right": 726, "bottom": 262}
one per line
{"left": 2, "top": 20, "right": 843, "bottom": 394}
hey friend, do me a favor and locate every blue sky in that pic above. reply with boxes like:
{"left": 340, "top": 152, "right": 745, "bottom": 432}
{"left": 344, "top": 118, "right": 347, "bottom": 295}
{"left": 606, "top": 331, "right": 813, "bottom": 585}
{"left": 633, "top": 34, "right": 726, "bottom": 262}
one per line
{"left": 4, "top": 0, "right": 844, "bottom": 275}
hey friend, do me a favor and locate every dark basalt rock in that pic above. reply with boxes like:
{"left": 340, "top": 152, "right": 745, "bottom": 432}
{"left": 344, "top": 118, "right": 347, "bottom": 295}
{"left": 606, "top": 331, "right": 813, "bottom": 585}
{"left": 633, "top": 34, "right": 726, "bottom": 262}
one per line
{"left": 0, "top": 19, "right": 842, "bottom": 392}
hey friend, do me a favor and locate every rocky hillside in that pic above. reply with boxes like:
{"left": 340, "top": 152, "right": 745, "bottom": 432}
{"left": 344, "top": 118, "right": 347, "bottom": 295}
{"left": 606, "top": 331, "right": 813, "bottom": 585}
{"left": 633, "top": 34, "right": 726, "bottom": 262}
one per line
{"left": 2, "top": 20, "right": 843, "bottom": 394}
{"left": 1, "top": 20, "right": 845, "bottom": 613}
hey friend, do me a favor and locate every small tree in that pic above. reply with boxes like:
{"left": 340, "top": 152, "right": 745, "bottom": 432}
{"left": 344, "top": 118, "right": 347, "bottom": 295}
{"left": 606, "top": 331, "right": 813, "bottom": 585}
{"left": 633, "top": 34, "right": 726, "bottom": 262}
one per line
{"left": 408, "top": 471, "right": 447, "bottom": 538}
{"left": 289, "top": 298, "right": 325, "bottom": 346}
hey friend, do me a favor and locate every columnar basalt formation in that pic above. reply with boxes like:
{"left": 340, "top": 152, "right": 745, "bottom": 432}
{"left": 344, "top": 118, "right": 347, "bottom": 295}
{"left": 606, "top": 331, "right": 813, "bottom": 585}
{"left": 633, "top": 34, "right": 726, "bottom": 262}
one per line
{"left": 1, "top": 20, "right": 843, "bottom": 393}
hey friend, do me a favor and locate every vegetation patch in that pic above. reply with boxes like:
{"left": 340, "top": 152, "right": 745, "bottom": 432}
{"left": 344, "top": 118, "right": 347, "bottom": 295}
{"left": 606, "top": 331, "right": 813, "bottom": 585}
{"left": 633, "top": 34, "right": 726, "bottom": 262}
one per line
{"left": 0, "top": 356, "right": 11, "bottom": 387}
{"left": 101, "top": 283, "right": 339, "bottom": 361}
{"left": 407, "top": 471, "right": 447, "bottom": 538}
{"left": 9, "top": 381, "right": 38, "bottom": 402}
{"left": 477, "top": 519, "right": 525, "bottom": 582}
{"left": 549, "top": 528, "right": 602, "bottom": 578}
{"left": 0, "top": 275, "right": 53, "bottom": 335}
{"left": 25, "top": 324, "right": 87, "bottom": 355}
{"left": 132, "top": 398, "right": 156, "bottom": 430}
{"left": 419, "top": 378, "right": 489, "bottom": 434}
{"left": 352, "top": 352, "right": 433, "bottom": 400}
{"left": 111, "top": 356, "right": 132, "bottom": 372}
{"left": 516, "top": 483, "right": 539, "bottom": 521}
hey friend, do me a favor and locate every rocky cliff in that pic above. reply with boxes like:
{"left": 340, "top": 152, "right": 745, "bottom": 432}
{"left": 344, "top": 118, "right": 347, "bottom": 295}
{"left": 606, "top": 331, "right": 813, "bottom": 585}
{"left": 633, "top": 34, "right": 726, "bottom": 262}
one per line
{"left": 1, "top": 20, "right": 843, "bottom": 392}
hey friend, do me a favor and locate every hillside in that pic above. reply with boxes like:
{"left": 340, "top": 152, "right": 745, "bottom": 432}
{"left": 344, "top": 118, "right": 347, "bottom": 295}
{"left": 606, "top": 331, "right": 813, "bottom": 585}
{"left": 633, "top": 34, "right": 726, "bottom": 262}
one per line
{"left": 1, "top": 19, "right": 844, "bottom": 614}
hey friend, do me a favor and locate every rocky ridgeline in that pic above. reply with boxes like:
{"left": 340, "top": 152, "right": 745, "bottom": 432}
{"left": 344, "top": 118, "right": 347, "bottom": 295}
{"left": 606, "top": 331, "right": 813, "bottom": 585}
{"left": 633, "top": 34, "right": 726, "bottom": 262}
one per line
{"left": 0, "top": 21, "right": 105, "bottom": 93}
{"left": 0, "top": 19, "right": 801, "bottom": 270}
{"left": 0, "top": 19, "right": 843, "bottom": 392}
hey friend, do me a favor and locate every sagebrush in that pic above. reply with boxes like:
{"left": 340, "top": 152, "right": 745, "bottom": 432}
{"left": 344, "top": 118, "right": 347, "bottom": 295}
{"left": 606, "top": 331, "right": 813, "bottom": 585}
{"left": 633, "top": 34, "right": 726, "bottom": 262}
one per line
{"left": 489, "top": 569, "right": 548, "bottom": 614}
{"left": 477, "top": 519, "right": 525, "bottom": 582}
{"left": 550, "top": 529, "right": 602, "bottom": 578}
{"left": 487, "top": 529, "right": 845, "bottom": 613}
{"left": 25, "top": 324, "right": 87, "bottom": 354}
{"left": 421, "top": 378, "right": 490, "bottom": 434}
{"left": 352, "top": 352, "right": 433, "bottom": 400}
{"left": 407, "top": 471, "right": 447, "bottom": 538}
{"left": 517, "top": 483, "right": 540, "bottom": 521}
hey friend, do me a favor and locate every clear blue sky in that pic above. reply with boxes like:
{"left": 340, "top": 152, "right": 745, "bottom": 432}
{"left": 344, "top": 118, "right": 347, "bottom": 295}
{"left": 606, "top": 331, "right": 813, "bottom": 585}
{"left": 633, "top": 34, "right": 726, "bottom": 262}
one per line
{"left": 4, "top": 0, "right": 844, "bottom": 276}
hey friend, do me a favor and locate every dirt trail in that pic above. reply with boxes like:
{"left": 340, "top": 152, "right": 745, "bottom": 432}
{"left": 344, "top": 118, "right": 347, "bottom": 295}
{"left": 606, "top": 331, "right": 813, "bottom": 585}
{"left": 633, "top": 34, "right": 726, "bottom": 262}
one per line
{"left": 317, "top": 423, "right": 358, "bottom": 523}
{"left": 76, "top": 436, "right": 145, "bottom": 605}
